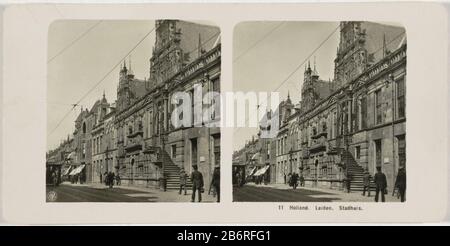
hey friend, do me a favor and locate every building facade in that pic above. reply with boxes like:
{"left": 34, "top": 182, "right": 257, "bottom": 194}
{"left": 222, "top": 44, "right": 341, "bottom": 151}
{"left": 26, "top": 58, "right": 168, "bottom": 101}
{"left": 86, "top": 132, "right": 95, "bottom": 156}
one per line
{"left": 237, "top": 21, "right": 406, "bottom": 192}
{"left": 47, "top": 20, "right": 221, "bottom": 190}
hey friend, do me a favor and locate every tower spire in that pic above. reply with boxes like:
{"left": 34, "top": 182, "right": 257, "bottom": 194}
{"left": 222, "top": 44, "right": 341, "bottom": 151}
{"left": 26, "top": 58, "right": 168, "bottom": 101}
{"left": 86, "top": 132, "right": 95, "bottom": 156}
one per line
{"left": 129, "top": 55, "right": 132, "bottom": 71}
{"left": 314, "top": 56, "right": 317, "bottom": 71}
{"left": 198, "top": 33, "right": 202, "bottom": 58}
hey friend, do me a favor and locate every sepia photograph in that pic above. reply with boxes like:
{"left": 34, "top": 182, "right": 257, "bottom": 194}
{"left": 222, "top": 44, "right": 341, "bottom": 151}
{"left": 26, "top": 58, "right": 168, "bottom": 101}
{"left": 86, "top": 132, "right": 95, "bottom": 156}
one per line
{"left": 46, "top": 19, "right": 221, "bottom": 202}
{"left": 232, "top": 21, "right": 406, "bottom": 202}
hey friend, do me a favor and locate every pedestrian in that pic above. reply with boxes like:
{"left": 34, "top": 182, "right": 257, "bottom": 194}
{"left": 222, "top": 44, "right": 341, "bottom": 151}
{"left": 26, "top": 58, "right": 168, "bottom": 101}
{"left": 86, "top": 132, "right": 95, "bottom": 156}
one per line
{"left": 299, "top": 174, "right": 305, "bottom": 187}
{"left": 395, "top": 165, "right": 406, "bottom": 202}
{"left": 284, "top": 173, "right": 287, "bottom": 184}
{"left": 104, "top": 172, "right": 108, "bottom": 186}
{"left": 190, "top": 165, "right": 204, "bottom": 202}
{"left": 374, "top": 166, "right": 387, "bottom": 202}
{"left": 100, "top": 173, "right": 103, "bottom": 184}
{"left": 211, "top": 167, "right": 220, "bottom": 202}
{"left": 346, "top": 172, "right": 352, "bottom": 193}
{"left": 291, "top": 172, "right": 299, "bottom": 190}
{"left": 287, "top": 173, "right": 292, "bottom": 187}
{"left": 179, "top": 168, "right": 187, "bottom": 195}
{"left": 116, "top": 174, "right": 121, "bottom": 186}
{"left": 109, "top": 172, "right": 115, "bottom": 188}
{"left": 362, "top": 169, "right": 371, "bottom": 197}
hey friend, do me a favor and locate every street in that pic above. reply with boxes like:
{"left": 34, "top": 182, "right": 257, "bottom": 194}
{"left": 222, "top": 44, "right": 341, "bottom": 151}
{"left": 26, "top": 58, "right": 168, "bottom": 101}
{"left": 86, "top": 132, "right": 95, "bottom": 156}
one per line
{"left": 46, "top": 183, "right": 218, "bottom": 202}
{"left": 233, "top": 183, "right": 401, "bottom": 202}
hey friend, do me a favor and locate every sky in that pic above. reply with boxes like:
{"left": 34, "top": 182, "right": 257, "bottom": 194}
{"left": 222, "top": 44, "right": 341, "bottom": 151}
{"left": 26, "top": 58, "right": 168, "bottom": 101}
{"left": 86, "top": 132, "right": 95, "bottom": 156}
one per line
{"left": 232, "top": 21, "right": 341, "bottom": 151}
{"left": 47, "top": 20, "right": 214, "bottom": 151}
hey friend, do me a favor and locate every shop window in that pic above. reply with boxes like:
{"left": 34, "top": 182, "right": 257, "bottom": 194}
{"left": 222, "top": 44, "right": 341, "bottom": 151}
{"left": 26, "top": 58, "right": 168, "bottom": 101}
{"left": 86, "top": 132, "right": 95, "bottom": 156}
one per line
{"left": 397, "top": 135, "right": 406, "bottom": 168}
{"left": 396, "top": 77, "right": 405, "bottom": 119}
{"left": 375, "top": 140, "right": 382, "bottom": 167}
{"left": 355, "top": 146, "right": 361, "bottom": 159}
{"left": 361, "top": 97, "right": 367, "bottom": 129}
{"left": 171, "top": 144, "right": 177, "bottom": 159}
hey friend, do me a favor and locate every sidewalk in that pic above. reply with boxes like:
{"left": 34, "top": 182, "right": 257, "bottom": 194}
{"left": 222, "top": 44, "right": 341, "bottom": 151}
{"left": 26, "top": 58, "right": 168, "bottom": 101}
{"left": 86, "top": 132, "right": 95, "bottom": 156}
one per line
{"left": 246, "top": 182, "right": 402, "bottom": 202}
{"left": 64, "top": 182, "right": 219, "bottom": 203}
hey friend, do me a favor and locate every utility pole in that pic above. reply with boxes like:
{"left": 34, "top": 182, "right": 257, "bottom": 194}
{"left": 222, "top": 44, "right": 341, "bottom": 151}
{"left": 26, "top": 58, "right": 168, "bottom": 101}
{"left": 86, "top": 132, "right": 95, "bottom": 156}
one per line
{"left": 389, "top": 74, "right": 396, "bottom": 188}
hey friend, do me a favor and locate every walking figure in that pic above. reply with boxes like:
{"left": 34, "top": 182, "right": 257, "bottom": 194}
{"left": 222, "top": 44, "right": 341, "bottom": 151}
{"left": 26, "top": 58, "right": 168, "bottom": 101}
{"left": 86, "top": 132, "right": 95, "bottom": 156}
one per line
{"left": 235, "top": 171, "right": 242, "bottom": 187}
{"left": 299, "top": 174, "right": 305, "bottom": 187}
{"left": 210, "top": 167, "right": 220, "bottom": 202}
{"left": 108, "top": 172, "right": 115, "bottom": 188}
{"left": 179, "top": 168, "right": 188, "bottom": 195}
{"left": 362, "top": 169, "right": 371, "bottom": 197}
{"left": 190, "top": 165, "right": 204, "bottom": 202}
{"left": 345, "top": 173, "right": 352, "bottom": 193}
{"left": 290, "top": 172, "right": 299, "bottom": 190}
{"left": 116, "top": 174, "right": 121, "bottom": 186}
{"left": 374, "top": 166, "right": 387, "bottom": 202}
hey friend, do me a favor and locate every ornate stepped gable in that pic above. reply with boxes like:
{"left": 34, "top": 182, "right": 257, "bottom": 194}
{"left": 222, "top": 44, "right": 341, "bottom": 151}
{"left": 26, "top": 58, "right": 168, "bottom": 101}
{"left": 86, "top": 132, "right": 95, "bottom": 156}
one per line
{"left": 115, "top": 20, "right": 221, "bottom": 123}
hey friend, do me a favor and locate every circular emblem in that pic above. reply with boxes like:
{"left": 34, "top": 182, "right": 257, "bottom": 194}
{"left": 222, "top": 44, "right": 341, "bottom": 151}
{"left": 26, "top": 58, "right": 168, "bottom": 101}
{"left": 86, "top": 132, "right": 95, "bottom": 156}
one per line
{"left": 47, "top": 190, "right": 58, "bottom": 202}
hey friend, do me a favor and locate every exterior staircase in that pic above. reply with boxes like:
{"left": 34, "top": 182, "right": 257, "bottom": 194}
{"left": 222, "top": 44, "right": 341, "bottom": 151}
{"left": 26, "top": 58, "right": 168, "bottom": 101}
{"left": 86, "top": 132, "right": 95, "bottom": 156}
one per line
{"left": 341, "top": 150, "right": 376, "bottom": 192}
{"left": 160, "top": 149, "right": 193, "bottom": 190}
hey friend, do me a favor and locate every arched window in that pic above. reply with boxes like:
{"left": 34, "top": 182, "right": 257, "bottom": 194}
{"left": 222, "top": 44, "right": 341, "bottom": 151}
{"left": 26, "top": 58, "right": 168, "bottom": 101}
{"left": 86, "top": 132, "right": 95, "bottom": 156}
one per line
{"left": 82, "top": 122, "right": 86, "bottom": 134}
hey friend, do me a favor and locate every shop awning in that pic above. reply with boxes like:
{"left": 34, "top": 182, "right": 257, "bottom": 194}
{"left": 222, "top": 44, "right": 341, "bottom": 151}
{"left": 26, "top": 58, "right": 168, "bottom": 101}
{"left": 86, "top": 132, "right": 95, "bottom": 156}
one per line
{"left": 254, "top": 165, "right": 270, "bottom": 176}
{"left": 246, "top": 167, "right": 257, "bottom": 177}
{"left": 69, "top": 164, "right": 85, "bottom": 176}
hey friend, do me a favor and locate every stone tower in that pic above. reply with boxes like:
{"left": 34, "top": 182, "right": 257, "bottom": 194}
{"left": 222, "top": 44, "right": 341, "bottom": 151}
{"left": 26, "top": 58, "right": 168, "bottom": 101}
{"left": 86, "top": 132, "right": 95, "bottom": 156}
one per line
{"left": 149, "top": 20, "right": 184, "bottom": 88}
{"left": 333, "top": 21, "right": 369, "bottom": 87}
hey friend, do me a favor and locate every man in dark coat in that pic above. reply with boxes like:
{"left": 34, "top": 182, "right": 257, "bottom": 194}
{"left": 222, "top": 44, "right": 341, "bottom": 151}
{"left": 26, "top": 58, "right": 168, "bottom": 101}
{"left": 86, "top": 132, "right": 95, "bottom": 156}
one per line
{"left": 190, "top": 165, "right": 204, "bottom": 202}
{"left": 109, "top": 172, "right": 115, "bottom": 188}
{"left": 210, "top": 167, "right": 220, "bottom": 202}
{"left": 374, "top": 166, "right": 387, "bottom": 202}
{"left": 362, "top": 169, "right": 371, "bottom": 197}
{"left": 291, "top": 172, "right": 299, "bottom": 190}
{"left": 299, "top": 174, "right": 305, "bottom": 187}
{"left": 395, "top": 166, "right": 406, "bottom": 202}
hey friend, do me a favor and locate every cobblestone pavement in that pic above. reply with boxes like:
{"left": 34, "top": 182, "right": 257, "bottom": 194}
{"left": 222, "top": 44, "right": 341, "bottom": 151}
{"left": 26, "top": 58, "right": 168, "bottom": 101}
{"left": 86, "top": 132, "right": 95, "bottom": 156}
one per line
{"left": 47, "top": 182, "right": 218, "bottom": 203}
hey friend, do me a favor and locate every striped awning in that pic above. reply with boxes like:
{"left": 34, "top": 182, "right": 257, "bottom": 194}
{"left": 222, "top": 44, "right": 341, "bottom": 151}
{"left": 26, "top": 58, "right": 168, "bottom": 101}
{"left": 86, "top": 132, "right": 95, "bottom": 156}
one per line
{"left": 253, "top": 165, "right": 270, "bottom": 176}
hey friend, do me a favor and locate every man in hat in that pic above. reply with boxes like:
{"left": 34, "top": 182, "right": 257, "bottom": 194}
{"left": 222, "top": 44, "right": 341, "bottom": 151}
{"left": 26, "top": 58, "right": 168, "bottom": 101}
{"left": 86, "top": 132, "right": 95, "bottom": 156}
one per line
{"left": 362, "top": 168, "right": 371, "bottom": 197}
{"left": 374, "top": 166, "right": 387, "bottom": 202}
{"left": 190, "top": 165, "right": 204, "bottom": 202}
{"left": 395, "top": 165, "right": 406, "bottom": 202}
{"left": 210, "top": 166, "right": 220, "bottom": 202}
{"left": 345, "top": 172, "right": 352, "bottom": 193}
